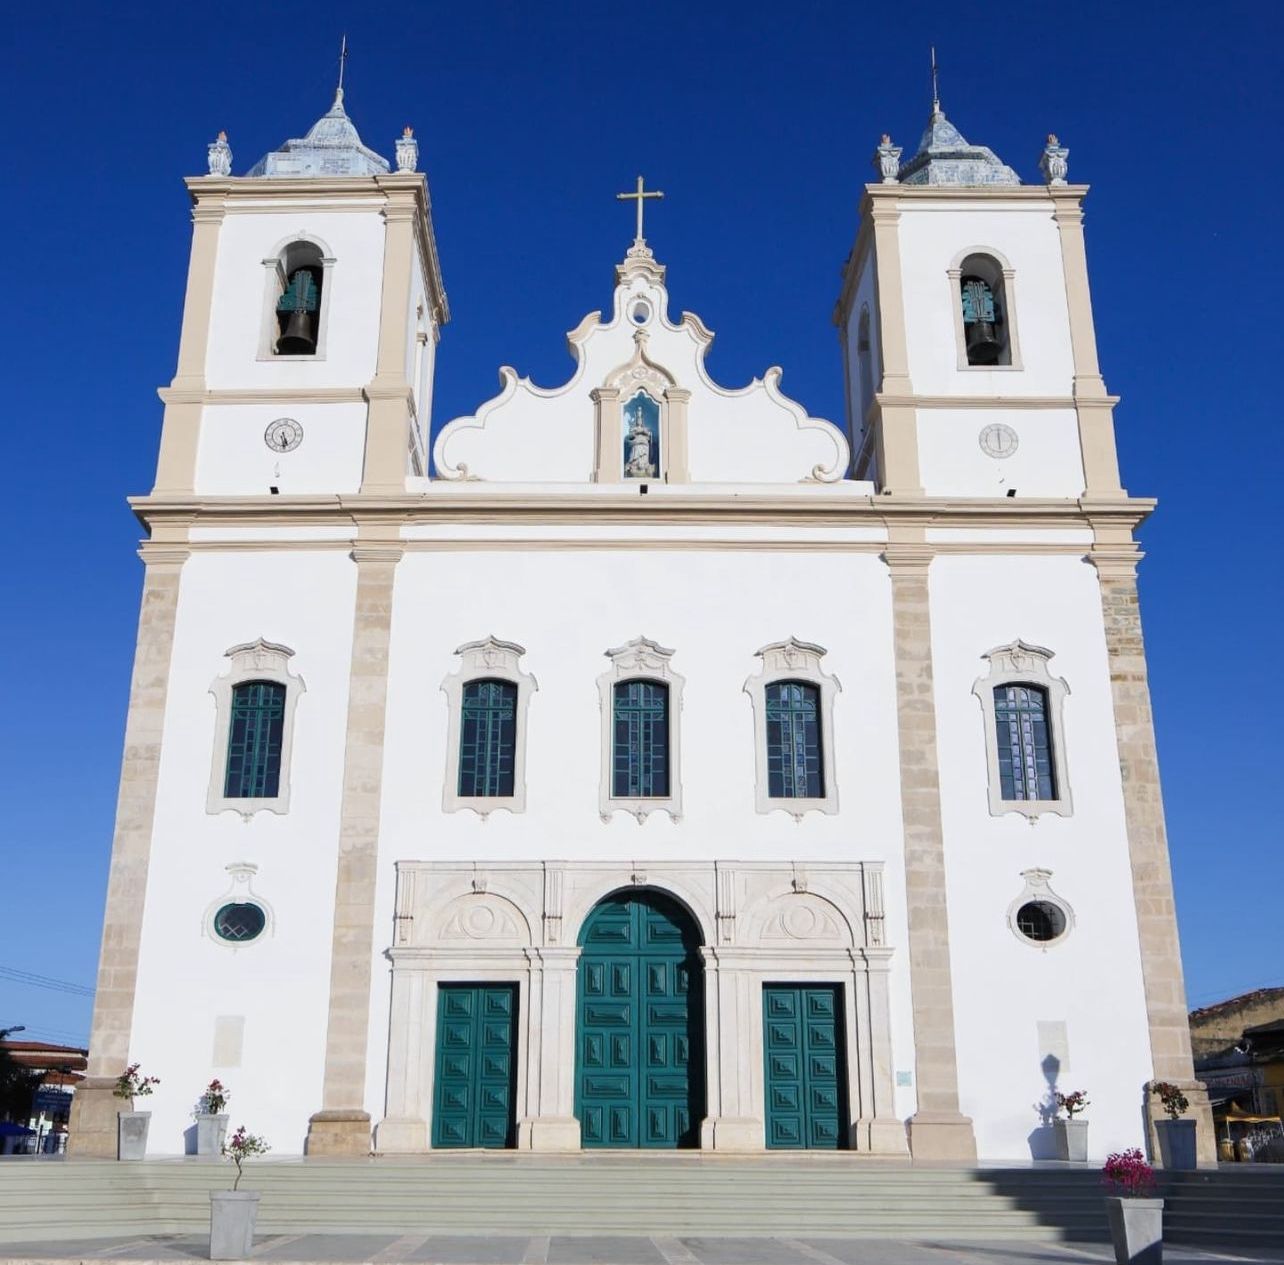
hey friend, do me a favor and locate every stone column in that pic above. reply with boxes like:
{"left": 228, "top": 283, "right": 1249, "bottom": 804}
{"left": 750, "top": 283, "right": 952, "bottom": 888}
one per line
{"left": 361, "top": 191, "right": 418, "bottom": 494}
{"left": 885, "top": 536, "right": 977, "bottom": 1159}
{"left": 869, "top": 201, "right": 923, "bottom": 496}
{"left": 700, "top": 949, "right": 762, "bottom": 1150}
{"left": 853, "top": 948, "right": 909, "bottom": 1154}
{"left": 517, "top": 947, "right": 581, "bottom": 1150}
{"left": 374, "top": 963, "right": 429, "bottom": 1152}
{"left": 306, "top": 534, "right": 402, "bottom": 1155}
{"left": 1051, "top": 192, "right": 1124, "bottom": 498}
{"left": 663, "top": 387, "right": 691, "bottom": 482}
{"left": 68, "top": 540, "right": 189, "bottom": 1155}
{"left": 1091, "top": 542, "right": 1217, "bottom": 1166}
{"left": 154, "top": 195, "right": 224, "bottom": 495}
{"left": 591, "top": 387, "right": 622, "bottom": 483}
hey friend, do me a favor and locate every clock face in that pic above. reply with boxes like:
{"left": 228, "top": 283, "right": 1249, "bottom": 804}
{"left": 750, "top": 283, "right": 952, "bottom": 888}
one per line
{"left": 264, "top": 418, "right": 304, "bottom": 453}
{"left": 979, "top": 423, "right": 1019, "bottom": 459}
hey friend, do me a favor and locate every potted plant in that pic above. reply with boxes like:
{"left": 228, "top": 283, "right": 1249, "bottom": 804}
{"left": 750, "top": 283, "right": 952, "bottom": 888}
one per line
{"left": 1053, "top": 1089, "right": 1091, "bottom": 1162}
{"left": 1151, "top": 1081, "right": 1196, "bottom": 1170}
{"left": 210, "top": 1125, "right": 269, "bottom": 1260}
{"left": 1102, "top": 1148, "right": 1163, "bottom": 1264}
{"left": 196, "top": 1079, "right": 231, "bottom": 1158}
{"left": 112, "top": 1063, "right": 160, "bottom": 1161}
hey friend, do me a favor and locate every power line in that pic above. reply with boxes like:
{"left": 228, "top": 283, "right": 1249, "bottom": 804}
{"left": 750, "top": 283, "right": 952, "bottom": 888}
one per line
{"left": 0, "top": 965, "right": 95, "bottom": 998}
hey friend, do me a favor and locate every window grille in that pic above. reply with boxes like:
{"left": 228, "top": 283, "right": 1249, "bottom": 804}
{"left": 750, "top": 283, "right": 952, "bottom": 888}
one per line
{"left": 458, "top": 679, "right": 518, "bottom": 798}
{"left": 612, "top": 679, "right": 669, "bottom": 799}
{"left": 213, "top": 902, "right": 267, "bottom": 943}
{"left": 764, "top": 680, "right": 824, "bottom": 798}
{"left": 224, "top": 681, "right": 286, "bottom": 799}
{"left": 994, "top": 684, "right": 1056, "bottom": 801}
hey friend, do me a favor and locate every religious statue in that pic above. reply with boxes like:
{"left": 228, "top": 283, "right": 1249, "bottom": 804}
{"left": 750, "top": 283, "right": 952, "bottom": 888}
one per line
{"left": 624, "top": 409, "right": 657, "bottom": 479}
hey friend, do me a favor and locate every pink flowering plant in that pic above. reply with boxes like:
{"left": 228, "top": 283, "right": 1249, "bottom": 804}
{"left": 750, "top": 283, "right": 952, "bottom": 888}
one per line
{"left": 112, "top": 1063, "right": 160, "bottom": 1100}
{"left": 222, "top": 1125, "right": 270, "bottom": 1191}
{"left": 1151, "top": 1081, "right": 1189, "bottom": 1120}
{"left": 1102, "top": 1148, "right": 1156, "bottom": 1198}
{"left": 1056, "top": 1089, "right": 1091, "bottom": 1119}
{"left": 200, "top": 1079, "right": 229, "bottom": 1115}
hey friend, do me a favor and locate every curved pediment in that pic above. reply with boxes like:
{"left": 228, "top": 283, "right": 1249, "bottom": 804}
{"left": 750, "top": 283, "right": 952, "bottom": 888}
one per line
{"left": 432, "top": 248, "right": 849, "bottom": 485}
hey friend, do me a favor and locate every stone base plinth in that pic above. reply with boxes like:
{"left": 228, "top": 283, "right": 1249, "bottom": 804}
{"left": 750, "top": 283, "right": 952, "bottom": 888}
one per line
{"left": 67, "top": 1078, "right": 123, "bottom": 1158}
{"left": 907, "top": 1111, "right": 977, "bottom": 1161}
{"left": 306, "top": 1110, "right": 372, "bottom": 1156}
{"left": 854, "top": 1116, "right": 911, "bottom": 1155}
{"left": 517, "top": 1117, "right": 582, "bottom": 1151}
{"left": 700, "top": 1116, "right": 764, "bottom": 1151}
{"left": 374, "top": 1116, "right": 428, "bottom": 1153}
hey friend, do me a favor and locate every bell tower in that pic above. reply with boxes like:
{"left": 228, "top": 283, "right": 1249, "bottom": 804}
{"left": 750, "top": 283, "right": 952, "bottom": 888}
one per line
{"left": 153, "top": 91, "right": 448, "bottom": 500}
{"left": 835, "top": 101, "right": 1122, "bottom": 501}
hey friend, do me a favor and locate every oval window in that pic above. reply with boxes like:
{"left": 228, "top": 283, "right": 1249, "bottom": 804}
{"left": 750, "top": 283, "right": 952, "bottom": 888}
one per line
{"left": 630, "top": 299, "right": 651, "bottom": 326}
{"left": 213, "top": 901, "right": 267, "bottom": 943}
{"left": 1014, "top": 900, "right": 1067, "bottom": 944}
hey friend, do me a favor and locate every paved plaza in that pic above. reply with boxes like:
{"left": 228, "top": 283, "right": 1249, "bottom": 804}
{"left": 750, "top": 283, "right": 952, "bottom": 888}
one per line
{"left": 1, "top": 1235, "right": 1282, "bottom": 1265}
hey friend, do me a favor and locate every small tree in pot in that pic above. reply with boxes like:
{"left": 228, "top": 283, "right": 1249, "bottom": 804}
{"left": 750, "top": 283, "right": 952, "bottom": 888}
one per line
{"left": 1102, "top": 1148, "right": 1162, "bottom": 1264}
{"left": 1053, "top": 1089, "right": 1091, "bottom": 1162}
{"left": 195, "top": 1079, "right": 231, "bottom": 1159}
{"left": 112, "top": 1064, "right": 160, "bottom": 1161}
{"left": 210, "top": 1125, "right": 270, "bottom": 1260}
{"left": 1151, "top": 1081, "right": 1196, "bottom": 1171}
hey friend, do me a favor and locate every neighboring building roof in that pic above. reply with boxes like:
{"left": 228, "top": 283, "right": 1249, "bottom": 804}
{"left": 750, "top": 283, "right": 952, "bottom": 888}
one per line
{"left": 1190, "top": 987, "right": 1284, "bottom": 1024}
{"left": 898, "top": 103, "right": 1020, "bottom": 187}
{"left": 1, "top": 1040, "right": 87, "bottom": 1073}
{"left": 247, "top": 89, "right": 391, "bottom": 178}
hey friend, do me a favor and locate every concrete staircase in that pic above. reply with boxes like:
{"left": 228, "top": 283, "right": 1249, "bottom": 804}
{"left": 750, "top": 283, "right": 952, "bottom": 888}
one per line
{"left": 0, "top": 1157, "right": 1280, "bottom": 1248}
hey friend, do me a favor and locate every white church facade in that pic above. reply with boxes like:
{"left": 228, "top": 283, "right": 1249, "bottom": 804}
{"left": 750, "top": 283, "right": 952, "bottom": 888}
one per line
{"left": 70, "top": 88, "right": 1215, "bottom": 1163}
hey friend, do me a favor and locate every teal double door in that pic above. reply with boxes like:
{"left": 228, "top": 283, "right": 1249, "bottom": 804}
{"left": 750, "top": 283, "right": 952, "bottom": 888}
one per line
{"left": 575, "top": 890, "right": 705, "bottom": 1148}
{"left": 763, "top": 984, "right": 848, "bottom": 1149}
{"left": 432, "top": 983, "right": 518, "bottom": 1148}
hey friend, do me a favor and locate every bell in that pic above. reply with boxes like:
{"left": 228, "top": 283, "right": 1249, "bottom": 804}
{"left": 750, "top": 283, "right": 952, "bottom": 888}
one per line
{"left": 276, "top": 308, "right": 316, "bottom": 356}
{"left": 966, "top": 319, "right": 1001, "bottom": 365}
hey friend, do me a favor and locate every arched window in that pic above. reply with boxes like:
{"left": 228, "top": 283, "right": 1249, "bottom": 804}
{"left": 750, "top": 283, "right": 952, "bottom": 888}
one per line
{"left": 612, "top": 679, "right": 669, "bottom": 799}
{"left": 956, "top": 253, "right": 1013, "bottom": 367}
{"left": 764, "top": 680, "right": 824, "bottom": 799}
{"left": 261, "top": 239, "right": 332, "bottom": 359}
{"left": 856, "top": 309, "right": 875, "bottom": 427}
{"left": 458, "top": 679, "right": 518, "bottom": 798}
{"left": 224, "top": 680, "right": 287, "bottom": 799}
{"left": 993, "top": 683, "right": 1056, "bottom": 802}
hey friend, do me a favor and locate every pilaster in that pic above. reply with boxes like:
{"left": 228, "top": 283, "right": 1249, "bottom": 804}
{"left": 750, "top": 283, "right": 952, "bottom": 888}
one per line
{"left": 306, "top": 527, "right": 402, "bottom": 1156}
{"left": 1089, "top": 539, "right": 1216, "bottom": 1167}
{"left": 664, "top": 386, "right": 691, "bottom": 482}
{"left": 883, "top": 531, "right": 976, "bottom": 1160}
{"left": 516, "top": 946, "right": 581, "bottom": 1151}
{"left": 591, "top": 387, "right": 622, "bottom": 483}
{"left": 69, "top": 540, "right": 190, "bottom": 1155}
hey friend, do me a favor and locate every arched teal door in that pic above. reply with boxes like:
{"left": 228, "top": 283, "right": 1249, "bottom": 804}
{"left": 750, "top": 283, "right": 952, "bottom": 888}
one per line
{"left": 575, "top": 890, "right": 705, "bottom": 1148}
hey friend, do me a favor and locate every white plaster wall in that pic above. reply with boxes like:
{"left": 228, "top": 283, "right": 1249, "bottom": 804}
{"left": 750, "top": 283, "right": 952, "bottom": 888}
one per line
{"left": 840, "top": 245, "right": 882, "bottom": 451}
{"left": 896, "top": 203, "right": 1075, "bottom": 398}
{"left": 130, "top": 550, "right": 358, "bottom": 1155}
{"left": 204, "top": 207, "right": 386, "bottom": 389}
{"left": 194, "top": 402, "right": 367, "bottom": 495}
{"left": 363, "top": 547, "right": 919, "bottom": 1125}
{"left": 917, "top": 408, "right": 1086, "bottom": 498}
{"left": 930, "top": 554, "right": 1153, "bottom": 1160}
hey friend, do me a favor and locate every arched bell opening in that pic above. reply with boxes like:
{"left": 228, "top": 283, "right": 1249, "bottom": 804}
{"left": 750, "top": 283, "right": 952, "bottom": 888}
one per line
{"left": 574, "top": 887, "right": 706, "bottom": 1148}
{"left": 958, "top": 253, "right": 1012, "bottom": 367}
{"left": 273, "top": 240, "right": 325, "bottom": 356}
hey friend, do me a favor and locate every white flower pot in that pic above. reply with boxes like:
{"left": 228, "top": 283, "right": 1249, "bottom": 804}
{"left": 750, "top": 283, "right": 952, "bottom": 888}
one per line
{"left": 116, "top": 1110, "right": 150, "bottom": 1161}
{"left": 196, "top": 1113, "right": 230, "bottom": 1158}
{"left": 1053, "top": 1117, "right": 1089, "bottom": 1162}
{"left": 1106, "top": 1195, "right": 1163, "bottom": 1264}
{"left": 1156, "top": 1118, "right": 1197, "bottom": 1170}
{"left": 210, "top": 1190, "right": 260, "bottom": 1260}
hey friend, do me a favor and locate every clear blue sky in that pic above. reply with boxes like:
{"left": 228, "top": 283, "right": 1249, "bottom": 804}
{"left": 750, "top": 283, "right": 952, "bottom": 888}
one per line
{"left": 2, "top": 1, "right": 1280, "bottom": 1048}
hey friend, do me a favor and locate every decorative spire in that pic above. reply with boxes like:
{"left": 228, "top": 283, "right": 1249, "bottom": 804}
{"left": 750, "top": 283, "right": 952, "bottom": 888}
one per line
{"left": 873, "top": 133, "right": 902, "bottom": 184}
{"left": 396, "top": 126, "right": 419, "bottom": 173}
{"left": 1039, "top": 133, "right": 1070, "bottom": 186}
{"left": 930, "top": 46, "right": 941, "bottom": 117}
{"left": 207, "top": 130, "right": 232, "bottom": 177}
{"left": 897, "top": 102, "right": 1020, "bottom": 187}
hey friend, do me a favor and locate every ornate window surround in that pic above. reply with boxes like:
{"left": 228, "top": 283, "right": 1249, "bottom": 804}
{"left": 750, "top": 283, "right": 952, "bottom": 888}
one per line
{"left": 591, "top": 330, "right": 691, "bottom": 483}
{"left": 744, "top": 638, "right": 841, "bottom": 819}
{"left": 948, "top": 246, "right": 1023, "bottom": 372}
{"left": 1006, "top": 868, "right": 1075, "bottom": 949}
{"left": 207, "top": 638, "right": 306, "bottom": 819}
{"left": 972, "top": 640, "right": 1072, "bottom": 820}
{"left": 597, "top": 637, "right": 684, "bottom": 823}
{"left": 441, "top": 637, "right": 538, "bottom": 818}
{"left": 257, "top": 233, "right": 337, "bottom": 362}
{"left": 202, "top": 863, "right": 275, "bottom": 951}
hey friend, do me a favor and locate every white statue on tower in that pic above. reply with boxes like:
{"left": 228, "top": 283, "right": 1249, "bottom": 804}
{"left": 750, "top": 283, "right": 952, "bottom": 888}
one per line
{"left": 624, "top": 405, "right": 657, "bottom": 478}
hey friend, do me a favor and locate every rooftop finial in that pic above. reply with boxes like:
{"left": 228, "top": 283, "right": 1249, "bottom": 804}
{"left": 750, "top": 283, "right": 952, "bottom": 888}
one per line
{"left": 337, "top": 33, "right": 348, "bottom": 100}
{"left": 930, "top": 46, "right": 941, "bottom": 116}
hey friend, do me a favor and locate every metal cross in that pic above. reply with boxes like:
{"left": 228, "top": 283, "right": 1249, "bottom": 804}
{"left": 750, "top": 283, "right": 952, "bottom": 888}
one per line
{"left": 617, "top": 175, "right": 665, "bottom": 243}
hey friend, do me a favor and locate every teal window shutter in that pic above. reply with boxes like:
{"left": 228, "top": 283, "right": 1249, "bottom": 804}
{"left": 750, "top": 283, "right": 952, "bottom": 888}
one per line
{"left": 224, "top": 681, "right": 286, "bottom": 798}
{"left": 994, "top": 684, "right": 1056, "bottom": 801}
{"left": 458, "top": 679, "right": 517, "bottom": 797}
{"left": 764, "top": 680, "right": 823, "bottom": 798}
{"left": 612, "top": 679, "right": 669, "bottom": 798}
